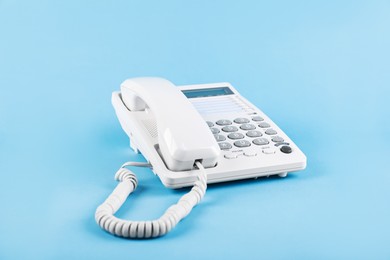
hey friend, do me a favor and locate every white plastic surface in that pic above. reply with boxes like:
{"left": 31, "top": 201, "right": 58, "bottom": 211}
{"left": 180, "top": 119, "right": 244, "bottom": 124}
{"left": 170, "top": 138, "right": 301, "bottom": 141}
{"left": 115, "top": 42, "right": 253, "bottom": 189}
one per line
{"left": 112, "top": 79, "right": 307, "bottom": 188}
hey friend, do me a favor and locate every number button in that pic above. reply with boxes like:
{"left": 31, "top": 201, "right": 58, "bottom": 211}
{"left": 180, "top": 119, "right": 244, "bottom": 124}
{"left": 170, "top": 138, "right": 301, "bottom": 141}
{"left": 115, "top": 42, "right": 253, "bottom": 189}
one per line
{"left": 253, "top": 138, "right": 269, "bottom": 145}
{"left": 228, "top": 133, "right": 244, "bottom": 140}
{"left": 271, "top": 136, "right": 284, "bottom": 142}
{"left": 222, "top": 126, "right": 238, "bottom": 132}
{"left": 246, "top": 130, "right": 262, "bottom": 137}
{"left": 234, "top": 140, "right": 251, "bottom": 148}
{"left": 240, "top": 123, "right": 256, "bottom": 130}
{"left": 210, "top": 128, "right": 220, "bottom": 134}
{"left": 219, "top": 142, "right": 232, "bottom": 150}
{"left": 214, "top": 134, "right": 226, "bottom": 142}
{"left": 265, "top": 129, "right": 277, "bottom": 135}
{"left": 252, "top": 116, "right": 264, "bottom": 122}
{"left": 206, "top": 121, "right": 214, "bottom": 127}
{"left": 216, "top": 119, "right": 232, "bottom": 126}
{"left": 224, "top": 153, "right": 238, "bottom": 159}
{"left": 233, "top": 118, "right": 250, "bottom": 124}
{"left": 258, "top": 122, "right": 270, "bottom": 128}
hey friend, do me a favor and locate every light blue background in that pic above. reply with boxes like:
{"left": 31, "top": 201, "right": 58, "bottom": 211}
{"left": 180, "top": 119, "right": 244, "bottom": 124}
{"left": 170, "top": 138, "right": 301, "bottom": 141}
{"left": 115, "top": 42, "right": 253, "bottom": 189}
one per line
{"left": 1, "top": 0, "right": 389, "bottom": 259}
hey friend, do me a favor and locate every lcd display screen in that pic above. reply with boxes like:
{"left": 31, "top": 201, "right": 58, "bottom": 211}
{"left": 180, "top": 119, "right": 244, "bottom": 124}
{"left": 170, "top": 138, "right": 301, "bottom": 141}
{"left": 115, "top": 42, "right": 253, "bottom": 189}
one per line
{"left": 182, "top": 87, "right": 234, "bottom": 98}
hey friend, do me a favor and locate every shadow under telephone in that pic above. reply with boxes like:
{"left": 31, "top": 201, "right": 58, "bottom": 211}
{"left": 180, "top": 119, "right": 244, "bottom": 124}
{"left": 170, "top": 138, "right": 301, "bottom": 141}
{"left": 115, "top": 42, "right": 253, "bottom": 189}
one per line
{"left": 95, "top": 77, "right": 306, "bottom": 239}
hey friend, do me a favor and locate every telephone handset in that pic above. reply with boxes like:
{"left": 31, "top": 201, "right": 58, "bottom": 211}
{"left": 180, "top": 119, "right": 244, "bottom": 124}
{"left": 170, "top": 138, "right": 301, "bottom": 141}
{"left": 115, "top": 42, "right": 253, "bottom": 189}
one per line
{"left": 95, "top": 77, "right": 306, "bottom": 239}
{"left": 120, "top": 77, "right": 220, "bottom": 171}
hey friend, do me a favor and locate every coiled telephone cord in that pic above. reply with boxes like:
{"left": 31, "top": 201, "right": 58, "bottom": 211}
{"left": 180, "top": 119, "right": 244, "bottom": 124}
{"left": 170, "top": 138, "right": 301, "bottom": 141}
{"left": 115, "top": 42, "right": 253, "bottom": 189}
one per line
{"left": 95, "top": 161, "right": 207, "bottom": 238}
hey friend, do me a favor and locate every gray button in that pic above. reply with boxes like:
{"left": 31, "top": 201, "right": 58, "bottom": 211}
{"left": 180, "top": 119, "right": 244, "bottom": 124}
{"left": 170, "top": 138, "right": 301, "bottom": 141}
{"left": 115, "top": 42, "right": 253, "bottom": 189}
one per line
{"left": 206, "top": 121, "right": 214, "bottom": 127}
{"left": 271, "top": 136, "right": 284, "bottom": 142}
{"left": 265, "top": 129, "right": 277, "bottom": 135}
{"left": 216, "top": 119, "right": 232, "bottom": 126}
{"left": 214, "top": 134, "right": 226, "bottom": 142}
{"left": 240, "top": 123, "right": 256, "bottom": 130}
{"left": 219, "top": 142, "right": 232, "bottom": 150}
{"left": 222, "top": 126, "right": 238, "bottom": 132}
{"left": 252, "top": 116, "right": 264, "bottom": 122}
{"left": 228, "top": 133, "right": 244, "bottom": 140}
{"left": 253, "top": 138, "right": 269, "bottom": 145}
{"left": 274, "top": 142, "right": 290, "bottom": 147}
{"left": 246, "top": 130, "right": 262, "bottom": 138}
{"left": 258, "top": 122, "right": 270, "bottom": 128}
{"left": 211, "top": 127, "right": 220, "bottom": 134}
{"left": 233, "top": 118, "right": 250, "bottom": 124}
{"left": 234, "top": 140, "right": 251, "bottom": 147}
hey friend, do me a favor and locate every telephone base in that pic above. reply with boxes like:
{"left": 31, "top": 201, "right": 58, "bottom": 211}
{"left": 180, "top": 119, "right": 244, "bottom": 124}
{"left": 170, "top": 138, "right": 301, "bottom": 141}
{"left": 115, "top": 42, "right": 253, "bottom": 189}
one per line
{"left": 112, "top": 79, "right": 307, "bottom": 189}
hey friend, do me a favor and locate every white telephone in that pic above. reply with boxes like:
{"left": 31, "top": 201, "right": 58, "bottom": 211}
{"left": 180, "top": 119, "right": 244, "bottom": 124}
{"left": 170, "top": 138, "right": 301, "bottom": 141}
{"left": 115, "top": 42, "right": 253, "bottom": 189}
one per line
{"left": 95, "top": 77, "right": 306, "bottom": 239}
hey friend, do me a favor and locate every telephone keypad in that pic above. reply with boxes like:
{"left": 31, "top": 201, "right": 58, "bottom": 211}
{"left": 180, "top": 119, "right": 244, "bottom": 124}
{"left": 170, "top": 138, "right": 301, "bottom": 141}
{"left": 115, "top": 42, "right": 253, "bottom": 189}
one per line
{"left": 207, "top": 116, "right": 289, "bottom": 155}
